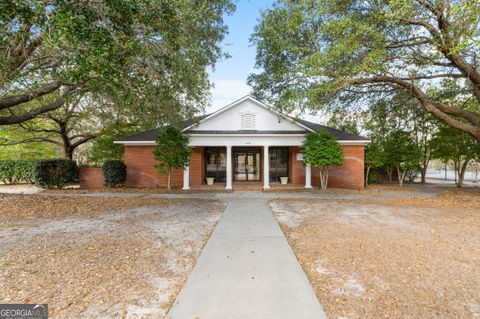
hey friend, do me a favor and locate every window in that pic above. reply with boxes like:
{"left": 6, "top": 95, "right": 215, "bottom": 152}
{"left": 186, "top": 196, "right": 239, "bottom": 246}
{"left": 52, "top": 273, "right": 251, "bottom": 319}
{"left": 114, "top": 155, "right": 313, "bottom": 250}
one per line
{"left": 205, "top": 147, "right": 226, "bottom": 183}
{"left": 241, "top": 112, "right": 255, "bottom": 129}
{"left": 269, "top": 147, "right": 289, "bottom": 182}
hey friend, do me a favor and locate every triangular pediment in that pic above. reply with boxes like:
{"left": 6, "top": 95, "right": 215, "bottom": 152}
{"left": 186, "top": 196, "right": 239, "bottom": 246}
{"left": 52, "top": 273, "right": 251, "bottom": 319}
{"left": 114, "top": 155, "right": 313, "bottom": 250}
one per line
{"left": 185, "top": 96, "right": 310, "bottom": 133}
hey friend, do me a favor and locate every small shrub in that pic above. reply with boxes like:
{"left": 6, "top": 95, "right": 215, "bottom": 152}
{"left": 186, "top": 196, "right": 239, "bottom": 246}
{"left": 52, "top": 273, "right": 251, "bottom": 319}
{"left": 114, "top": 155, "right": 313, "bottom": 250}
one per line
{"left": 0, "top": 160, "right": 36, "bottom": 184}
{"left": 65, "top": 160, "right": 79, "bottom": 183}
{"left": 406, "top": 169, "right": 420, "bottom": 183}
{"left": 33, "top": 159, "right": 78, "bottom": 189}
{"left": 367, "top": 169, "right": 380, "bottom": 184}
{"left": 103, "top": 160, "right": 126, "bottom": 187}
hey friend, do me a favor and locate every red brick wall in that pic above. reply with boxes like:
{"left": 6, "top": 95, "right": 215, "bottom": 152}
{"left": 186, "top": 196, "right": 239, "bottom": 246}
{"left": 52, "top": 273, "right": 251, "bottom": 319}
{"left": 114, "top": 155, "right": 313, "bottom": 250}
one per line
{"left": 289, "top": 145, "right": 365, "bottom": 190}
{"left": 79, "top": 167, "right": 104, "bottom": 189}
{"left": 189, "top": 147, "right": 204, "bottom": 186}
{"left": 123, "top": 144, "right": 364, "bottom": 189}
{"left": 124, "top": 145, "right": 183, "bottom": 187}
{"left": 124, "top": 146, "right": 204, "bottom": 187}
{"left": 289, "top": 146, "right": 305, "bottom": 185}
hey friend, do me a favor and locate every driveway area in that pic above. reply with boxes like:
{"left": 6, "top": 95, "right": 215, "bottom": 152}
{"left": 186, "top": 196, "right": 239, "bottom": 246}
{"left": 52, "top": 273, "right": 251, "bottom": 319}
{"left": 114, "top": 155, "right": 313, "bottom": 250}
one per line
{"left": 0, "top": 194, "right": 225, "bottom": 318}
{"left": 270, "top": 188, "right": 480, "bottom": 319}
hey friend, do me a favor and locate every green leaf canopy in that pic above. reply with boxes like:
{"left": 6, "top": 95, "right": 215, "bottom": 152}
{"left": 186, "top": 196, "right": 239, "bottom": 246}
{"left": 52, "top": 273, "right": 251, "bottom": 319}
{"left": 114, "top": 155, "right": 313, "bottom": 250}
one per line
{"left": 153, "top": 126, "right": 191, "bottom": 173}
{"left": 302, "top": 130, "right": 344, "bottom": 168}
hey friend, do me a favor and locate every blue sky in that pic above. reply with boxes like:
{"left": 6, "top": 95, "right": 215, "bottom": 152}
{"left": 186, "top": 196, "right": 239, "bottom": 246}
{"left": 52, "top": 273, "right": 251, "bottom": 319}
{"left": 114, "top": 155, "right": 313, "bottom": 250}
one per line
{"left": 207, "top": 0, "right": 275, "bottom": 112}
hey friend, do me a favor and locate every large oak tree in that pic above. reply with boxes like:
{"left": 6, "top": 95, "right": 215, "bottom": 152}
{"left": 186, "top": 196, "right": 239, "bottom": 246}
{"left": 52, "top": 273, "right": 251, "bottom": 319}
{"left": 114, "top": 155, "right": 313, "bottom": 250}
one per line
{"left": 1, "top": 0, "right": 234, "bottom": 126}
{"left": 249, "top": 0, "right": 480, "bottom": 142}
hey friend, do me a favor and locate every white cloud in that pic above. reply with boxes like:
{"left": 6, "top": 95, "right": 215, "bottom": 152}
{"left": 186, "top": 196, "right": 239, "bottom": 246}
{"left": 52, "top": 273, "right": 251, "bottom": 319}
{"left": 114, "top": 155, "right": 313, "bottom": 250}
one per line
{"left": 208, "top": 79, "right": 252, "bottom": 113}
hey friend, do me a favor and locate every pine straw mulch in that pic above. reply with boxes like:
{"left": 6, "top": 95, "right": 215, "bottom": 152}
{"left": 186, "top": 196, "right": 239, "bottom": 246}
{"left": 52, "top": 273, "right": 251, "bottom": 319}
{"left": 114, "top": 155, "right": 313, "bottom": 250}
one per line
{"left": 270, "top": 188, "right": 480, "bottom": 319}
{"left": 0, "top": 195, "right": 225, "bottom": 318}
{"left": 40, "top": 183, "right": 417, "bottom": 196}
{"left": 0, "top": 193, "right": 219, "bottom": 221}
{"left": 44, "top": 186, "right": 232, "bottom": 194}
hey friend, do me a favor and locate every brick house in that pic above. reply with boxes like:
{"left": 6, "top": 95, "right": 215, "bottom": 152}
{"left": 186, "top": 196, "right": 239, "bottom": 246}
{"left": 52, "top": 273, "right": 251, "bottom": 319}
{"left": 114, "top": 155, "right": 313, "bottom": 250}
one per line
{"left": 115, "top": 96, "right": 370, "bottom": 190}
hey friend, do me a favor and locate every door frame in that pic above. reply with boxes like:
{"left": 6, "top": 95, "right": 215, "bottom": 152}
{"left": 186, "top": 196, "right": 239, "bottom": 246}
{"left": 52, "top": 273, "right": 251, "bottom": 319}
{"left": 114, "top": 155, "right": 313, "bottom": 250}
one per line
{"left": 233, "top": 147, "right": 262, "bottom": 182}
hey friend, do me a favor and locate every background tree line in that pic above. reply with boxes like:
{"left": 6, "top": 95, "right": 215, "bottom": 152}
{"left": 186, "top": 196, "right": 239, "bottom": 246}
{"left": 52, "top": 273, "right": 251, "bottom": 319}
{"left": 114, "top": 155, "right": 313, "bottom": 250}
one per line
{"left": 248, "top": 0, "right": 480, "bottom": 187}
{"left": 2, "top": 0, "right": 479, "bottom": 184}
{"left": 328, "top": 89, "right": 480, "bottom": 187}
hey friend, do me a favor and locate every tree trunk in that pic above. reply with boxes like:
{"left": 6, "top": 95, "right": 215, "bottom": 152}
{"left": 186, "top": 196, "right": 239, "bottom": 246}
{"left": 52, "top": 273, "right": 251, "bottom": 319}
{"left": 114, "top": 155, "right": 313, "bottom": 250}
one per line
{"left": 60, "top": 124, "right": 73, "bottom": 160}
{"left": 386, "top": 167, "right": 393, "bottom": 182}
{"left": 473, "top": 166, "right": 479, "bottom": 183}
{"left": 319, "top": 166, "right": 329, "bottom": 190}
{"left": 456, "top": 159, "right": 470, "bottom": 188}
{"left": 397, "top": 166, "right": 404, "bottom": 187}
{"left": 365, "top": 166, "right": 370, "bottom": 187}
{"left": 64, "top": 147, "right": 74, "bottom": 160}
{"left": 420, "top": 166, "right": 427, "bottom": 184}
{"left": 167, "top": 167, "right": 172, "bottom": 190}
{"left": 454, "top": 160, "right": 459, "bottom": 184}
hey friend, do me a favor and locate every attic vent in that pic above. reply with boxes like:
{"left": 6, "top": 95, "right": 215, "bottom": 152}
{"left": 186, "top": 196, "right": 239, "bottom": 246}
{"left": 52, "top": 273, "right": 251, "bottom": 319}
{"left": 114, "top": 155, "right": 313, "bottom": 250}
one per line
{"left": 241, "top": 113, "right": 255, "bottom": 129}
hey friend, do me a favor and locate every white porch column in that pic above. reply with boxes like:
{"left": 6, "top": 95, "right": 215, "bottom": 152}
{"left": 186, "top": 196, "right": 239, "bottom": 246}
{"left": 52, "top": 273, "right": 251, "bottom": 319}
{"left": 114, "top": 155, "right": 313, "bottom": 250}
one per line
{"left": 305, "top": 163, "right": 312, "bottom": 188}
{"left": 226, "top": 145, "right": 232, "bottom": 189}
{"left": 263, "top": 145, "right": 270, "bottom": 189}
{"left": 182, "top": 165, "right": 190, "bottom": 190}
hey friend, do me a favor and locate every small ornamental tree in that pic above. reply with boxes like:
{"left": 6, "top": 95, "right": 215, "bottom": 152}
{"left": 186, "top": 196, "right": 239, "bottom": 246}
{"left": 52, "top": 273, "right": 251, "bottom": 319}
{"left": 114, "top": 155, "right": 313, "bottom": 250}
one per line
{"left": 431, "top": 125, "right": 480, "bottom": 187}
{"left": 153, "top": 126, "right": 191, "bottom": 190}
{"left": 365, "top": 141, "right": 384, "bottom": 187}
{"left": 384, "top": 130, "right": 420, "bottom": 187}
{"left": 303, "top": 130, "right": 344, "bottom": 190}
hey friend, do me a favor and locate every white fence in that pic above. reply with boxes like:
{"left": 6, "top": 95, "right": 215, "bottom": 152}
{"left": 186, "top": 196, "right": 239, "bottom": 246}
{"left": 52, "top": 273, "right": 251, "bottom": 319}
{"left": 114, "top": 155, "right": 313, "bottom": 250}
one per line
{"left": 426, "top": 168, "right": 478, "bottom": 182}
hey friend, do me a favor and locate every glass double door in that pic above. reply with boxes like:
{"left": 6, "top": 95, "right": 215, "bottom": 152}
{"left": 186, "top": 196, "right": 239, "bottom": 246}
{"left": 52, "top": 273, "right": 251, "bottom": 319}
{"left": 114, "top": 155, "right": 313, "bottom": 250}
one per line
{"left": 234, "top": 148, "right": 261, "bottom": 181}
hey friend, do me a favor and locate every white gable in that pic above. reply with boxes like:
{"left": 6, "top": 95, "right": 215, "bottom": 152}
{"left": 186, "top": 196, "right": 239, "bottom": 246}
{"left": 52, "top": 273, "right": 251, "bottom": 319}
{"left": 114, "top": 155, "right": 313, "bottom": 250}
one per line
{"left": 189, "top": 97, "right": 307, "bottom": 132}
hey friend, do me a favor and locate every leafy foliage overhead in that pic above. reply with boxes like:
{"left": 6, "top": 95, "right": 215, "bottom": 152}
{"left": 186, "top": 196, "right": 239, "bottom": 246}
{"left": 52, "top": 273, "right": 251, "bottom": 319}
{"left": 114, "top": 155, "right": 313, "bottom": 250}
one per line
{"left": 0, "top": 0, "right": 234, "bottom": 126}
{"left": 250, "top": 0, "right": 480, "bottom": 142}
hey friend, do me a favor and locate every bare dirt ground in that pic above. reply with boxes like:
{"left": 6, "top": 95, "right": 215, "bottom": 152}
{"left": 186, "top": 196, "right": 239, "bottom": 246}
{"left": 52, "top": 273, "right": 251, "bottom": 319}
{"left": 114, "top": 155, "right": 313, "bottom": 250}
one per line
{"left": 270, "top": 188, "right": 480, "bottom": 319}
{"left": 0, "top": 194, "right": 225, "bottom": 318}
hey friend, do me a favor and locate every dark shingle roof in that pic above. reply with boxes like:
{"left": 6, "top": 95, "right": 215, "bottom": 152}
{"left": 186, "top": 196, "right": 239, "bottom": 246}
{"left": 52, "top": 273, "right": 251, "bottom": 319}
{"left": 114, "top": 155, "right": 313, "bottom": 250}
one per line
{"left": 116, "top": 113, "right": 368, "bottom": 142}
{"left": 116, "top": 114, "right": 210, "bottom": 142}
{"left": 297, "top": 119, "right": 369, "bottom": 141}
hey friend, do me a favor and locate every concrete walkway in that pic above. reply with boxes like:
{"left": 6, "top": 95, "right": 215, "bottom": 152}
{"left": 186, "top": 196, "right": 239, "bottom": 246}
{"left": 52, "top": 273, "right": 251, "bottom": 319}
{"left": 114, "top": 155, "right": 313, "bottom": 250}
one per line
{"left": 167, "top": 197, "right": 328, "bottom": 319}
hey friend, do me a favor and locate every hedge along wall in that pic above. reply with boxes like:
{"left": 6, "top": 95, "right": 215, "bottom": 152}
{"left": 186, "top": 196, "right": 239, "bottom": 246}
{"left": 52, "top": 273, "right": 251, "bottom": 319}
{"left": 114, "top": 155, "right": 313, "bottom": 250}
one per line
{"left": 0, "top": 160, "right": 37, "bottom": 184}
{"left": 103, "top": 160, "right": 126, "bottom": 187}
{"left": 79, "top": 160, "right": 126, "bottom": 189}
{"left": 32, "top": 159, "right": 78, "bottom": 189}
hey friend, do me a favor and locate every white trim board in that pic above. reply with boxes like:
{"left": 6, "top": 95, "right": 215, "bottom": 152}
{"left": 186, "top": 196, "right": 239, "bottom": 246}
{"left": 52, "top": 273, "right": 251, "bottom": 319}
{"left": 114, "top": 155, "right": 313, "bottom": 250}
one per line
{"left": 114, "top": 139, "right": 370, "bottom": 146}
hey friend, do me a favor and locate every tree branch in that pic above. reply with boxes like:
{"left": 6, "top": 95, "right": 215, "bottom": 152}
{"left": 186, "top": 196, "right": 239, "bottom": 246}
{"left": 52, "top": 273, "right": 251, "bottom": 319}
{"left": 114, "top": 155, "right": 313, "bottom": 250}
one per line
{"left": 0, "top": 80, "right": 62, "bottom": 110}
{"left": 70, "top": 134, "right": 97, "bottom": 149}
{"left": 347, "top": 76, "right": 480, "bottom": 140}
{"left": 0, "top": 137, "right": 62, "bottom": 147}
{"left": 0, "top": 87, "right": 75, "bottom": 125}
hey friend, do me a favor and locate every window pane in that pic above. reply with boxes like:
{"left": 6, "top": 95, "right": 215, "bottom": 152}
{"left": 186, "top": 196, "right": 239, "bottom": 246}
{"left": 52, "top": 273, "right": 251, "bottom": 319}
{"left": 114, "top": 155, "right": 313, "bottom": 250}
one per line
{"left": 205, "top": 148, "right": 226, "bottom": 182}
{"left": 269, "top": 147, "right": 289, "bottom": 182}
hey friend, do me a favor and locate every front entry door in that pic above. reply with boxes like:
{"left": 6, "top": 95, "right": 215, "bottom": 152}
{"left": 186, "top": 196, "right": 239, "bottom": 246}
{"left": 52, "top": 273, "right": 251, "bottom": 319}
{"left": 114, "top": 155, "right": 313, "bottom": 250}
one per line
{"left": 234, "top": 148, "right": 261, "bottom": 181}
